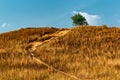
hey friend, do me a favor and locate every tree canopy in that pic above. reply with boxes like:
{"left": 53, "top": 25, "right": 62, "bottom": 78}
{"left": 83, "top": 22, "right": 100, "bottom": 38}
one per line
{"left": 71, "top": 13, "right": 88, "bottom": 26}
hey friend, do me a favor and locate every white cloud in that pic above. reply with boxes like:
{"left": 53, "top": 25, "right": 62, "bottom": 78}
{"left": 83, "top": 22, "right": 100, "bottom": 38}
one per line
{"left": 1, "top": 23, "right": 11, "bottom": 28}
{"left": 73, "top": 11, "right": 101, "bottom": 25}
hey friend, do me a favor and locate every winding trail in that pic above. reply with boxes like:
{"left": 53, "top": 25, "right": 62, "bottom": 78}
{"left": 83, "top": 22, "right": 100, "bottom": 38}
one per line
{"left": 26, "top": 30, "right": 80, "bottom": 80}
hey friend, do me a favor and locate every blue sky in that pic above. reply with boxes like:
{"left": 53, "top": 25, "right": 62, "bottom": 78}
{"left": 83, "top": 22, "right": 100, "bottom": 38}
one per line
{"left": 0, "top": 0, "right": 120, "bottom": 33}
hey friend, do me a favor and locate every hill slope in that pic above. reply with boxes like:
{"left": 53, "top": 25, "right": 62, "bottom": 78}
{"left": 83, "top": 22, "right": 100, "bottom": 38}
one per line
{"left": 0, "top": 26, "right": 120, "bottom": 80}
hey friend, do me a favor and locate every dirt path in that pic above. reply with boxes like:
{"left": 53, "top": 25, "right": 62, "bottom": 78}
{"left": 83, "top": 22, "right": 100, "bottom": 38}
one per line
{"left": 26, "top": 30, "right": 80, "bottom": 80}
{"left": 27, "top": 30, "right": 69, "bottom": 52}
{"left": 28, "top": 30, "right": 69, "bottom": 51}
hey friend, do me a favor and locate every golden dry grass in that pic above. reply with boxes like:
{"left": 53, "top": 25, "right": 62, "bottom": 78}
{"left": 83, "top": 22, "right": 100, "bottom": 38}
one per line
{"left": 0, "top": 26, "right": 120, "bottom": 80}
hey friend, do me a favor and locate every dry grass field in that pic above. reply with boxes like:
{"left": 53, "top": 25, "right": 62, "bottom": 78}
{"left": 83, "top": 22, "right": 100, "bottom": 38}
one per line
{"left": 0, "top": 26, "right": 120, "bottom": 80}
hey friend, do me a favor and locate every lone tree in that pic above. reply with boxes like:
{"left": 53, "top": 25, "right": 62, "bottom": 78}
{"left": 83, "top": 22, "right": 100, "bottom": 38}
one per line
{"left": 71, "top": 13, "right": 88, "bottom": 26}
